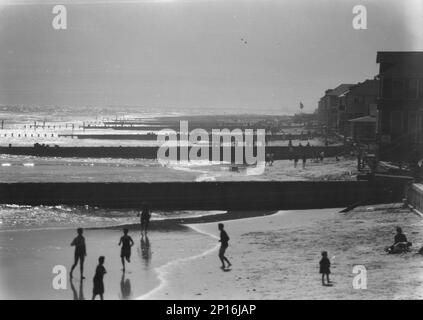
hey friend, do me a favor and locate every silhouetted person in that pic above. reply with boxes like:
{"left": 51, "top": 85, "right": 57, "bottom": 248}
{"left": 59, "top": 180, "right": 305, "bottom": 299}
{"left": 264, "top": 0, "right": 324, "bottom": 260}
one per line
{"left": 394, "top": 227, "right": 407, "bottom": 244}
{"left": 70, "top": 279, "right": 85, "bottom": 300}
{"left": 119, "top": 228, "right": 134, "bottom": 271}
{"left": 319, "top": 251, "right": 331, "bottom": 286}
{"left": 70, "top": 228, "right": 86, "bottom": 279}
{"left": 138, "top": 202, "right": 151, "bottom": 234}
{"left": 387, "top": 227, "right": 412, "bottom": 254}
{"left": 92, "top": 256, "right": 106, "bottom": 300}
{"left": 218, "top": 223, "right": 231, "bottom": 269}
{"left": 140, "top": 234, "right": 152, "bottom": 266}
{"left": 120, "top": 272, "right": 132, "bottom": 300}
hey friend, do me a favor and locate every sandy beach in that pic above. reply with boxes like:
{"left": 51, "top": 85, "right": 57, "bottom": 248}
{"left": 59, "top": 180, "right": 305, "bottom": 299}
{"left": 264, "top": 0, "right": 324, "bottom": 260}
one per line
{"left": 2, "top": 204, "right": 421, "bottom": 300}
{"left": 143, "top": 205, "right": 423, "bottom": 300}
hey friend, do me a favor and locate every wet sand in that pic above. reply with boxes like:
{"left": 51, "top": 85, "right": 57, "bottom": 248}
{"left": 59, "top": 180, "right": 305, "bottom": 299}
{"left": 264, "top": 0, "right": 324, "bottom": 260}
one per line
{"left": 0, "top": 210, "right": 273, "bottom": 299}
{"left": 0, "top": 227, "right": 215, "bottom": 300}
{"left": 143, "top": 205, "right": 423, "bottom": 300}
{"left": 2, "top": 204, "right": 419, "bottom": 300}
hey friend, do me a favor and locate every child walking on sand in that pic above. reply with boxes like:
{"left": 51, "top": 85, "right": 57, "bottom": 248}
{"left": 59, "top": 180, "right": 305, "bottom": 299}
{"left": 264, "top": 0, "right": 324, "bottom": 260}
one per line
{"left": 119, "top": 228, "right": 134, "bottom": 271}
{"left": 70, "top": 228, "right": 86, "bottom": 279}
{"left": 218, "top": 223, "right": 232, "bottom": 269}
{"left": 319, "top": 251, "right": 331, "bottom": 286}
{"left": 92, "top": 256, "right": 107, "bottom": 300}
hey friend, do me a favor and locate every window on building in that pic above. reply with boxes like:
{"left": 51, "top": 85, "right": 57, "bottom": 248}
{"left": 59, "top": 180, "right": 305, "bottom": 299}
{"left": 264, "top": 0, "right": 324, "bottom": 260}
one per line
{"left": 382, "top": 79, "right": 392, "bottom": 98}
{"left": 405, "top": 79, "right": 418, "bottom": 99}
{"left": 408, "top": 112, "right": 417, "bottom": 135}
{"left": 392, "top": 79, "right": 405, "bottom": 98}
{"left": 390, "top": 111, "right": 403, "bottom": 137}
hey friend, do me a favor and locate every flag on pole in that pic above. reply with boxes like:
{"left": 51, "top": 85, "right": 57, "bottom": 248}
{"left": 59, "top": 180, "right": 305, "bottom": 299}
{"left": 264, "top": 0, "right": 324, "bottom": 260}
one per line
{"left": 300, "top": 102, "right": 304, "bottom": 110}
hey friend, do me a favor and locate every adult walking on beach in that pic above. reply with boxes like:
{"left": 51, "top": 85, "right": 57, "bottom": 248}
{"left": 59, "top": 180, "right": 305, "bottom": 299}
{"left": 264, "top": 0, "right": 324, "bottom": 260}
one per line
{"left": 138, "top": 202, "right": 152, "bottom": 235}
{"left": 70, "top": 228, "right": 87, "bottom": 280}
{"left": 218, "top": 223, "right": 232, "bottom": 269}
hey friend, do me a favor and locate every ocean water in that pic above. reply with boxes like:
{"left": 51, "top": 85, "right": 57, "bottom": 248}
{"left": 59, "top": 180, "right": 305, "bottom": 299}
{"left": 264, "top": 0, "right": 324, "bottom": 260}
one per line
{"left": 0, "top": 105, "right": 260, "bottom": 284}
{"left": 0, "top": 202, "right": 227, "bottom": 231}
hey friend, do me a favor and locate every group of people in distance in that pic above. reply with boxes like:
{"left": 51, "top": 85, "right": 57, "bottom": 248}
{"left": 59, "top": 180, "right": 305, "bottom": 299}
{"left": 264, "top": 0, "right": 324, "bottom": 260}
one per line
{"left": 69, "top": 203, "right": 151, "bottom": 300}
{"left": 320, "top": 227, "right": 414, "bottom": 287}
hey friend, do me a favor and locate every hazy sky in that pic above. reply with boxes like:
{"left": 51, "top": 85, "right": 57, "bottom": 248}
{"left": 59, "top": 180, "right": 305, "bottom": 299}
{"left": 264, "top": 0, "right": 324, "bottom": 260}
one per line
{"left": 0, "top": 0, "right": 421, "bottom": 114}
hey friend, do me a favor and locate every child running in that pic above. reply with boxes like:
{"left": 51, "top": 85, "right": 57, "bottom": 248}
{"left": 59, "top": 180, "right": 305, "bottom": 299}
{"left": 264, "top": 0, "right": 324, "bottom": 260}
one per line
{"left": 119, "top": 228, "right": 134, "bottom": 271}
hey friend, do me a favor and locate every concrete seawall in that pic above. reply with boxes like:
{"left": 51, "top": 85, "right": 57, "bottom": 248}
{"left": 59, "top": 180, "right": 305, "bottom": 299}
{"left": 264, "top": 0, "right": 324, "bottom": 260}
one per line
{"left": 0, "top": 180, "right": 405, "bottom": 210}
{"left": 0, "top": 145, "right": 347, "bottom": 160}
{"left": 58, "top": 133, "right": 314, "bottom": 141}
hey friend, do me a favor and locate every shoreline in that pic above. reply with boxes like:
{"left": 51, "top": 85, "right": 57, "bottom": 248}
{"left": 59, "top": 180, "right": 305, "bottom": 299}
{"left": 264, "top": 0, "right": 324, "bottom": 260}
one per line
{"left": 139, "top": 204, "right": 423, "bottom": 300}
{"left": 136, "top": 211, "right": 285, "bottom": 300}
{"left": 0, "top": 209, "right": 275, "bottom": 300}
{"left": 2, "top": 203, "right": 422, "bottom": 299}
{"left": 136, "top": 225, "right": 221, "bottom": 300}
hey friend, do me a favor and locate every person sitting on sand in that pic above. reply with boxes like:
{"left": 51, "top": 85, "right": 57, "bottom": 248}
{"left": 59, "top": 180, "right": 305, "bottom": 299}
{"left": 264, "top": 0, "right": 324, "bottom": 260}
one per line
{"left": 319, "top": 251, "right": 331, "bottom": 286}
{"left": 386, "top": 227, "right": 412, "bottom": 254}
{"left": 92, "top": 256, "right": 107, "bottom": 300}
{"left": 119, "top": 228, "right": 134, "bottom": 271}
{"left": 218, "top": 223, "right": 232, "bottom": 269}
{"left": 70, "top": 228, "right": 87, "bottom": 279}
{"left": 138, "top": 202, "right": 151, "bottom": 235}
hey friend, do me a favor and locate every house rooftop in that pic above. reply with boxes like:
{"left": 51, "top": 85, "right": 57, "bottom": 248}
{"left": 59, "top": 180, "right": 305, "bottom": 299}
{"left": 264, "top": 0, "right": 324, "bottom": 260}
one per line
{"left": 376, "top": 51, "right": 423, "bottom": 63}
{"left": 326, "top": 84, "right": 354, "bottom": 97}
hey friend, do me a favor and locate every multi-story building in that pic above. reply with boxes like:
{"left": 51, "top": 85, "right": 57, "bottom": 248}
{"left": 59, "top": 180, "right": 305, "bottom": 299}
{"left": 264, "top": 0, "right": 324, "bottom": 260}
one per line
{"left": 337, "top": 79, "right": 379, "bottom": 136}
{"left": 317, "top": 84, "right": 353, "bottom": 131}
{"left": 376, "top": 51, "right": 423, "bottom": 161}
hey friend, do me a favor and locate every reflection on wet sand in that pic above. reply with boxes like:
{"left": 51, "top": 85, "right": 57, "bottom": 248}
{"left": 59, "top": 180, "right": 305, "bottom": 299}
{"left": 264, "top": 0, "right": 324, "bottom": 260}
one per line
{"left": 120, "top": 272, "right": 132, "bottom": 300}
{"left": 139, "top": 234, "right": 152, "bottom": 267}
{"left": 70, "top": 279, "right": 85, "bottom": 300}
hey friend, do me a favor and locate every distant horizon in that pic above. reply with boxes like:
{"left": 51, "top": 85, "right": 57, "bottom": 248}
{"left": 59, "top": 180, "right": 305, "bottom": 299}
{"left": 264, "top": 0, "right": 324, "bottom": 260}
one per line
{"left": 0, "top": 103, "right": 304, "bottom": 116}
{"left": 1, "top": 0, "right": 422, "bottom": 114}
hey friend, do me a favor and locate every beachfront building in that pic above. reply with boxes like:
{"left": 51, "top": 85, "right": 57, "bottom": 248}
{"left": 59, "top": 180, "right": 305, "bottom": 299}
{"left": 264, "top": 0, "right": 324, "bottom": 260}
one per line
{"left": 376, "top": 51, "right": 423, "bottom": 161}
{"left": 348, "top": 115, "right": 377, "bottom": 142}
{"left": 337, "top": 79, "right": 379, "bottom": 136}
{"left": 317, "top": 84, "right": 354, "bottom": 132}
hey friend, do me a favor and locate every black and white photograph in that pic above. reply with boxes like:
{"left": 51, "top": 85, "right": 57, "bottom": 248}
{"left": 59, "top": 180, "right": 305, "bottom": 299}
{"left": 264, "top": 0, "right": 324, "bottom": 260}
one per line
{"left": 0, "top": 0, "right": 422, "bottom": 307}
